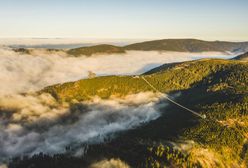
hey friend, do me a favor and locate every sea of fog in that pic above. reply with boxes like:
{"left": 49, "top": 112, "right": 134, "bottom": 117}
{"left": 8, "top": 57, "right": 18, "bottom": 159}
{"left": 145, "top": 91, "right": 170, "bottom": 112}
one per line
{"left": 0, "top": 43, "right": 236, "bottom": 165}
{"left": 0, "top": 47, "right": 235, "bottom": 95}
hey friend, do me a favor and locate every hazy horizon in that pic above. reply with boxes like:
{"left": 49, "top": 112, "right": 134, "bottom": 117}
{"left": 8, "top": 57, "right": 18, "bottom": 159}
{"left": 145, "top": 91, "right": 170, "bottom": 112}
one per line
{"left": 1, "top": 38, "right": 248, "bottom": 50}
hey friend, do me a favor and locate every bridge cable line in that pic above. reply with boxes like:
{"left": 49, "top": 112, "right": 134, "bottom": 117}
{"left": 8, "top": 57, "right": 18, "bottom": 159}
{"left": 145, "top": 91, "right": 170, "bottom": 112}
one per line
{"left": 141, "top": 76, "right": 205, "bottom": 119}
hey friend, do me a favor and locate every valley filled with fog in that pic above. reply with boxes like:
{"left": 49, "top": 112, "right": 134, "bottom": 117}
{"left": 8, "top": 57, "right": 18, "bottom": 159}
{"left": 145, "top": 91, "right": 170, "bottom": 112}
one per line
{"left": 0, "top": 42, "right": 236, "bottom": 165}
{"left": 0, "top": 46, "right": 234, "bottom": 95}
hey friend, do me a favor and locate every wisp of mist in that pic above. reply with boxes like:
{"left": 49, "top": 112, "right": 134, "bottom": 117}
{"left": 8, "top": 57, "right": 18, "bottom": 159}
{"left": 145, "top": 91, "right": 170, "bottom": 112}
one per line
{"left": 0, "top": 92, "right": 166, "bottom": 161}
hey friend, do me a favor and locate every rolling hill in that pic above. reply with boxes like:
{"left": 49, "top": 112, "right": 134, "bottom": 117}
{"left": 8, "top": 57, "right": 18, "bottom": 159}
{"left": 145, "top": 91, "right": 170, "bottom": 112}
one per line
{"left": 42, "top": 59, "right": 248, "bottom": 102}
{"left": 66, "top": 44, "right": 126, "bottom": 56}
{"left": 12, "top": 39, "right": 248, "bottom": 57}
{"left": 124, "top": 39, "right": 248, "bottom": 53}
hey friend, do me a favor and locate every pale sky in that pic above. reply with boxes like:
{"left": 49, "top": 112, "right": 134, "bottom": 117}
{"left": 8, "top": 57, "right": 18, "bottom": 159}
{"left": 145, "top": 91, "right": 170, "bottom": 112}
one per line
{"left": 0, "top": 0, "right": 247, "bottom": 41}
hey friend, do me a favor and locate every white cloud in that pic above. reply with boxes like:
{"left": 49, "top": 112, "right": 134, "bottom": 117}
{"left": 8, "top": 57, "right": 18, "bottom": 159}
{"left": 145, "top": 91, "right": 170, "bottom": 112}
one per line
{"left": 0, "top": 92, "right": 166, "bottom": 161}
{"left": 0, "top": 47, "right": 233, "bottom": 95}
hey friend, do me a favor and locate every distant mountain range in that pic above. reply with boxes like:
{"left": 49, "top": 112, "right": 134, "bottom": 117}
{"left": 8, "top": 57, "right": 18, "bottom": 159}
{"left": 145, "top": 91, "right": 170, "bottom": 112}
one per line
{"left": 13, "top": 39, "right": 248, "bottom": 56}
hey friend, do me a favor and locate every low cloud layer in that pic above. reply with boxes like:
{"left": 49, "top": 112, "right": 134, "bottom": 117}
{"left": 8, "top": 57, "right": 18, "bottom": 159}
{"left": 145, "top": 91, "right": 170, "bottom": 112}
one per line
{"left": 0, "top": 47, "right": 233, "bottom": 95}
{"left": 0, "top": 45, "right": 234, "bottom": 165}
{"left": 0, "top": 92, "right": 166, "bottom": 162}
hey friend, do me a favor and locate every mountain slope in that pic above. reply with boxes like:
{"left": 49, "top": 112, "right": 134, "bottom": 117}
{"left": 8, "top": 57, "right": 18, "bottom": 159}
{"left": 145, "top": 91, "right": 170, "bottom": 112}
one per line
{"left": 233, "top": 52, "right": 248, "bottom": 61}
{"left": 124, "top": 39, "right": 248, "bottom": 53}
{"left": 42, "top": 59, "right": 248, "bottom": 102}
{"left": 12, "top": 39, "right": 248, "bottom": 57}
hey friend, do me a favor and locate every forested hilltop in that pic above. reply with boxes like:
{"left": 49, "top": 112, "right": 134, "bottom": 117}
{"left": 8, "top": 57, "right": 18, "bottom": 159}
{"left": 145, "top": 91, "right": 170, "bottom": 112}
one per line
{"left": 42, "top": 59, "right": 248, "bottom": 102}
{"left": 13, "top": 39, "right": 248, "bottom": 56}
{"left": 124, "top": 39, "right": 248, "bottom": 53}
{"left": 8, "top": 55, "right": 248, "bottom": 168}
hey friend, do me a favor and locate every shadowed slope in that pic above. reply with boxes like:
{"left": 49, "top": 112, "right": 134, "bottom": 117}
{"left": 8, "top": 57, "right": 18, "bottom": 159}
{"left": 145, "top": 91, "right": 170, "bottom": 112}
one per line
{"left": 124, "top": 39, "right": 248, "bottom": 53}
{"left": 233, "top": 52, "right": 248, "bottom": 61}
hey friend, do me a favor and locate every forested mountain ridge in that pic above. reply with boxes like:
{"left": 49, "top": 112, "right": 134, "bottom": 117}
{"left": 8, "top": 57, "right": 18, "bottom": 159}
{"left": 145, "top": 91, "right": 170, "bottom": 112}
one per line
{"left": 42, "top": 59, "right": 248, "bottom": 103}
{"left": 124, "top": 39, "right": 248, "bottom": 53}
{"left": 12, "top": 39, "right": 248, "bottom": 56}
{"left": 9, "top": 58, "right": 248, "bottom": 167}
